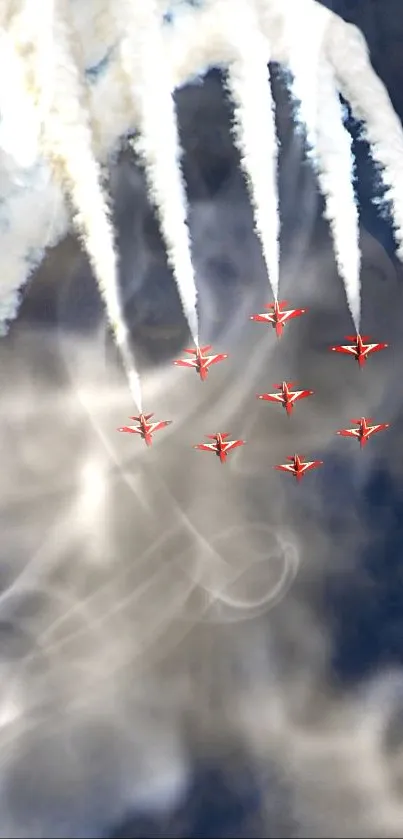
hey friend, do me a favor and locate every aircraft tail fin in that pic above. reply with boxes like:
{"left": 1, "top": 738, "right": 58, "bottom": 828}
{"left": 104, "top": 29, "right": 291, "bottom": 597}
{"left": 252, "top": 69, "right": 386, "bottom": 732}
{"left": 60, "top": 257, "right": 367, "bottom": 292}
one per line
{"left": 184, "top": 345, "right": 212, "bottom": 355}
{"left": 206, "top": 433, "right": 219, "bottom": 440}
{"left": 266, "top": 300, "right": 288, "bottom": 310}
{"left": 351, "top": 417, "right": 368, "bottom": 424}
{"left": 345, "top": 334, "right": 370, "bottom": 342}
{"left": 130, "top": 413, "right": 153, "bottom": 422}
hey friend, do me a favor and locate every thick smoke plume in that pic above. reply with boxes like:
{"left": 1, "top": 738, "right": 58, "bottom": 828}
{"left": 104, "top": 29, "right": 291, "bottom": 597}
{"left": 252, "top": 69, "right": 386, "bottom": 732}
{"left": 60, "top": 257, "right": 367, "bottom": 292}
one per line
{"left": 2, "top": 0, "right": 403, "bottom": 400}
{"left": 226, "top": 0, "right": 280, "bottom": 301}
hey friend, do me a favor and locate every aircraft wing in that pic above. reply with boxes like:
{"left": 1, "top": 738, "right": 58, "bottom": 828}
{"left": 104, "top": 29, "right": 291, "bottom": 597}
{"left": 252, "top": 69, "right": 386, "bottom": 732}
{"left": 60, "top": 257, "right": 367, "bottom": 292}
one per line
{"left": 337, "top": 428, "right": 360, "bottom": 439}
{"left": 173, "top": 358, "right": 198, "bottom": 368}
{"left": 362, "top": 342, "right": 388, "bottom": 357}
{"left": 205, "top": 353, "right": 228, "bottom": 366}
{"left": 274, "top": 463, "right": 296, "bottom": 474}
{"left": 299, "top": 460, "right": 323, "bottom": 473}
{"left": 250, "top": 313, "right": 274, "bottom": 323}
{"left": 118, "top": 425, "right": 142, "bottom": 435}
{"left": 280, "top": 307, "right": 306, "bottom": 323}
{"left": 194, "top": 443, "right": 217, "bottom": 453}
{"left": 149, "top": 421, "right": 172, "bottom": 433}
{"left": 257, "top": 392, "right": 283, "bottom": 403}
{"left": 222, "top": 440, "right": 244, "bottom": 453}
{"left": 330, "top": 344, "right": 357, "bottom": 356}
{"left": 288, "top": 389, "right": 313, "bottom": 403}
{"left": 366, "top": 423, "right": 389, "bottom": 437}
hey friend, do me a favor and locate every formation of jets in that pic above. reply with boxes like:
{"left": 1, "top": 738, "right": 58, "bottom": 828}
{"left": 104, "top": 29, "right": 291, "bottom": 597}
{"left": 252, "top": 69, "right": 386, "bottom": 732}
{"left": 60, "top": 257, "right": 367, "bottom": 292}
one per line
{"left": 117, "top": 300, "right": 390, "bottom": 479}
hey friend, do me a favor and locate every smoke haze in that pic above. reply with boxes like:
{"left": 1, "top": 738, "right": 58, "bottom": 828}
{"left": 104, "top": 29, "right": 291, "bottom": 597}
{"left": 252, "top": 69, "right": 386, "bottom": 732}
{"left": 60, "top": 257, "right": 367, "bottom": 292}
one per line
{"left": 3, "top": 7, "right": 403, "bottom": 837}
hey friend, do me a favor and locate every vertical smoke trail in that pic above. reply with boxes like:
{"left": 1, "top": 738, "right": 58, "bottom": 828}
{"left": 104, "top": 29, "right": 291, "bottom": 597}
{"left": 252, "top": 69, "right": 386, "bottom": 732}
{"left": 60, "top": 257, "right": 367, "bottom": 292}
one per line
{"left": 226, "top": 1, "right": 280, "bottom": 301}
{"left": 284, "top": 5, "right": 361, "bottom": 330}
{"left": 309, "top": 60, "right": 361, "bottom": 330}
{"left": 327, "top": 17, "right": 403, "bottom": 263}
{"left": 117, "top": 0, "right": 199, "bottom": 345}
{"left": 44, "top": 0, "right": 143, "bottom": 411}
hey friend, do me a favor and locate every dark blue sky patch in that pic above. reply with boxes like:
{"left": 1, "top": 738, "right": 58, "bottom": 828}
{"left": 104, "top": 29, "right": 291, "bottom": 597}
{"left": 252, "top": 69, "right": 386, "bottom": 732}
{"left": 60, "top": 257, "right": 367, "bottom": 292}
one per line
{"left": 320, "top": 468, "right": 403, "bottom": 685}
{"left": 85, "top": 49, "right": 114, "bottom": 84}
{"left": 163, "top": 0, "right": 205, "bottom": 26}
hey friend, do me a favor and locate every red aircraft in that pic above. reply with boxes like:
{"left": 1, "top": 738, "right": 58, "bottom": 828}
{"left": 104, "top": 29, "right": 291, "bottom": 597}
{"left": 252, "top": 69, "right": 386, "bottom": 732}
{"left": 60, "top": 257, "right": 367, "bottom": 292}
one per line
{"left": 117, "top": 413, "right": 172, "bottom": 447}
{"left": 257, "top": 381, "right": 314, "bottom": 417}
{"left": 336, "top": 417, "right": 390, "bottom": 449}
{"left": 274, "top": 454, "right": 323, "bottom": 482}
{"left": 173, "top": 345, "right": 228, "bottom": 381}
{"left": 250, "top": 300, "right": 307, "bottom": 338}
{"left": 193, "top": 433, "right": 245, "bottom": 464}
{"left": 330, "top": 334, "right": 388, "bottom": 368}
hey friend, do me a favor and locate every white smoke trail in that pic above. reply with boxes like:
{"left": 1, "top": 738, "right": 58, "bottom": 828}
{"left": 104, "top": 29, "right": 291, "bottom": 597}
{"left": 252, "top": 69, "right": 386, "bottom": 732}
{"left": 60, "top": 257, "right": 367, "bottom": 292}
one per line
{"left": 284, "top": 6, "right": 361, "bottom": 330}
{"left": 116, "top": 0, "right": 199, "bottom": 345}
{"left": 43, "top": 0, "right": 142, "bottom": 411}
{"left": 225, "top": 1, "right": 280, "bottom": 301}
{"left": 327, "top": 17, "right": 403, "bottom": 264}
{"left": 312, "top": 60, "right": 361, "bottom": 330}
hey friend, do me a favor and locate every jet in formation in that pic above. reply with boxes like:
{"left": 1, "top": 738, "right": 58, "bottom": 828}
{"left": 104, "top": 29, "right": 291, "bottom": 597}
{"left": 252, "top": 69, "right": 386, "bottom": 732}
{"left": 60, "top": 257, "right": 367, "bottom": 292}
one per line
{"left": 274, "top": 453, "right": 323, "bottom": 482}
{"left": 336, "top": 416, "right": 390, "bottom": 449}
{"left": 117, "top": 413, "right": 172, "bottom": 447}
{"left": 193, "top": 433, "right": 245, "bottom": 464}
{"left": 250, "top": 300, "right": 307, "bottom": 338}
{"left": 257, "top": 381, "right": 314, "bottom": 417}
{"left": 173, "top": 345, "right": 228, "bottom": 381}
{"left": 330, "top": 334, "right": 388, "bottom": 368}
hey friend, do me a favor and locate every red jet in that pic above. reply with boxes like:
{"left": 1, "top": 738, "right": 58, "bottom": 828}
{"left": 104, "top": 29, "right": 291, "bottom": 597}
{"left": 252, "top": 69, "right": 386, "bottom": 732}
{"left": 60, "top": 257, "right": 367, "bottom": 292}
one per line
{"left": 257, "top": 381, "right": 314, "bottom": 417}
{"left": 330, "top": 334, "right": 388, "bottom": 368}
{"left": 173, "top": 345, "right": 228, "bottom": 381}
{"left": 250, "top": 300, "right": 307, "bottom": 338}
{"left": 274, "top": 454, "right": 323, "bottom": 482}
{"left": 117, "top": 413, "right": 172, "bottom": 447}
{"left": 336, "top": 417, "right": 390, "bottom": 449}
{"left": 193, "top": 433, "right": 245, "bottom": 464}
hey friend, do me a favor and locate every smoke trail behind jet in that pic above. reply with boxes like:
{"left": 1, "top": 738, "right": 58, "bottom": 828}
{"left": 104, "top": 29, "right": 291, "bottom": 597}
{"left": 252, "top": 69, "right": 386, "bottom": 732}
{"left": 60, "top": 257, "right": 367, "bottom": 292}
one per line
{"left": 45, "top": 0, "right": 143, "bottom": 412}
{"left": 313, "top": 59, "right": 361, "bottom": 331}
{"left": 226, "top": 1, "right": 280, "bottom": 301}
{"left": 284, "top": 5, "right": 361, "bottom": 330}
{"left": 328, "top": 17, "right": 403, "bottom": 265}
{"left": 118, "top": 0, "right": 199, "bottom": 345}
